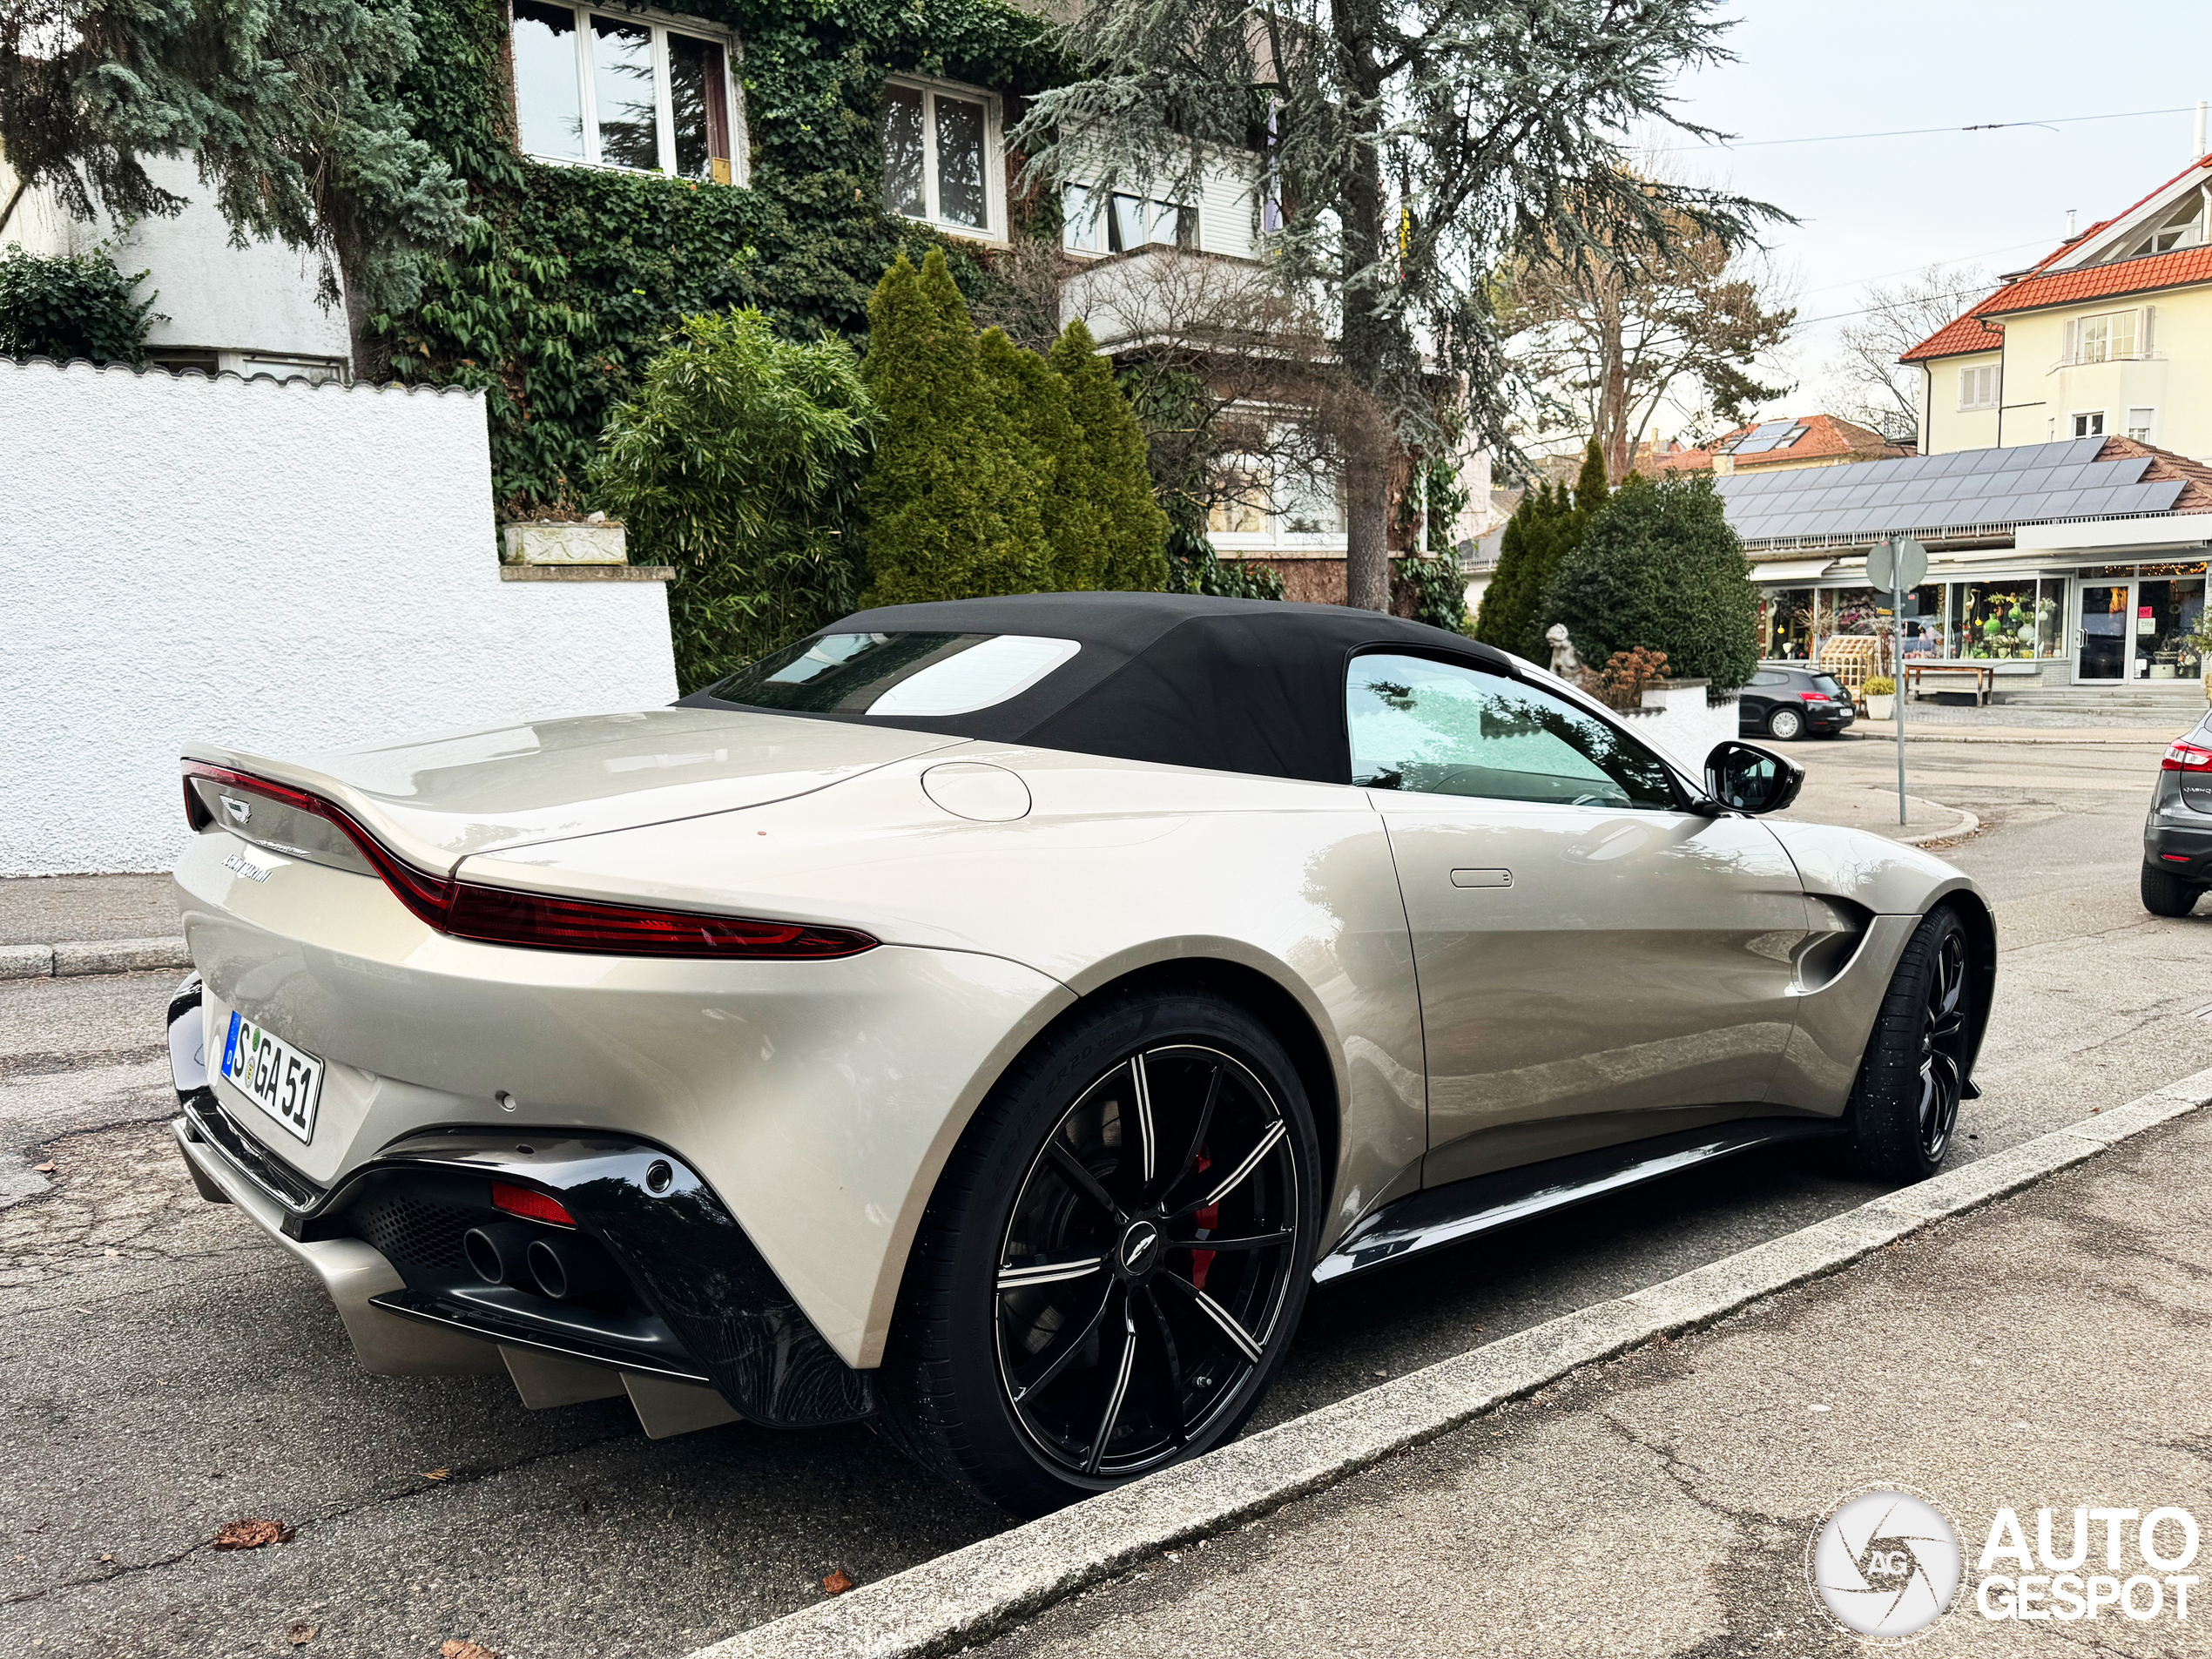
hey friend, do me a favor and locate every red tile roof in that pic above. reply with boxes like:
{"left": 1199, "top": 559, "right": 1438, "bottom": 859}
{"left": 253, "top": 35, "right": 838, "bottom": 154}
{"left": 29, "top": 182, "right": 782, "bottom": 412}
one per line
{"left": 1652, "top": 413, "right": 1903, "bottom": 473}
{"left": 1901, "top": 155, "right": 2212, "bottom": 361}
{"left": 2102, "top": 435, "right": 2212, "bottom": 515}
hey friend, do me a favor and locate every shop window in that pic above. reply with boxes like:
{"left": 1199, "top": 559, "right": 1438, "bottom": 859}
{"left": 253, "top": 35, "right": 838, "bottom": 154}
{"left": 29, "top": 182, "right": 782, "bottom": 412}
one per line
{"left": 1760, "top": 589, "right": 1814, "bottom": 660}
{"left": 511, "top": 2, "right": 736, "bottom": 179}
{"left": 2139, "top": 578, "right": 2207, "bottom": 679}
{"left": 1950, "top": 580, "right": 2063, "bottom": 660}
{"left": 883, "top": 80, "right": 1000, "bottom": 236}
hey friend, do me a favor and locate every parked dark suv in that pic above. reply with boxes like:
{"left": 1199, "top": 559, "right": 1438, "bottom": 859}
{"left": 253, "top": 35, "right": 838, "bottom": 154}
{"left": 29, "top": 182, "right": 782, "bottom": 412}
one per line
{"left": 2142, "top": 713, "right": 2212, "bottom": 916}
{"left": 1739, "top": 665, "right": 1856, "bottom": 742}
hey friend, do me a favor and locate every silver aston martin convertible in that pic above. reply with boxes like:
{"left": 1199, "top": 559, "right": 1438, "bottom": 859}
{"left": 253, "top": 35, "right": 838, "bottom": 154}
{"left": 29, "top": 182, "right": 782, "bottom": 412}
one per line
{"left": 167, "top": 593, "right": 1991, "bottom": 1514}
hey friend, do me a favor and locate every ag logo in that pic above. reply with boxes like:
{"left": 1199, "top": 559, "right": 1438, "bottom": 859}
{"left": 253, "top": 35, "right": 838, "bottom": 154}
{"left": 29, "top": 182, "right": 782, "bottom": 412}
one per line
{"left": 1809, "top": 1487, "right": 1964, "bottom": 1639}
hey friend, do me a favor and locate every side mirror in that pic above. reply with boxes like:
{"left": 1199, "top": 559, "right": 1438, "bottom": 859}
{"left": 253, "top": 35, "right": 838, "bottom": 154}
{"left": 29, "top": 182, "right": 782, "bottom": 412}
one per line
{"left": 1703, "top": 741, "right": 1804, "bottom": 815}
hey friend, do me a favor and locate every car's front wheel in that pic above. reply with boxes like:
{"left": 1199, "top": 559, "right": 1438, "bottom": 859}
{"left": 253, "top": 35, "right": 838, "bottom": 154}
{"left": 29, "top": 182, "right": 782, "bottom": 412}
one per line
{"left": 2141, "top": 863, "right": 2202, "bottom": 918}
{"left": 1847, "top": 907, "right": 1974, "bottom": 1182}
{"left": 880, "top": 986, "right": 1320, "bottom": 1515}
{"left": 1766, "top": 705, "right": 1806, "bottom": 742}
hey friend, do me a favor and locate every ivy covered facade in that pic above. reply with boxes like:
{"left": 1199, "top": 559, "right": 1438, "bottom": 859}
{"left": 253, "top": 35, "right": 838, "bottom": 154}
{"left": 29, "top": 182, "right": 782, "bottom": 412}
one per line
{"left": 381, "top": 0, "right": 1066, "bottom": 512}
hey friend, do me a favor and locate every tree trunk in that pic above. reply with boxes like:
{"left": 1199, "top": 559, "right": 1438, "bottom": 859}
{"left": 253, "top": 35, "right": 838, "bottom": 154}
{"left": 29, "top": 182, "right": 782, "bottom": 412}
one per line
{"left": 1332, "top": 0, "right": 1393, "bottom": 613}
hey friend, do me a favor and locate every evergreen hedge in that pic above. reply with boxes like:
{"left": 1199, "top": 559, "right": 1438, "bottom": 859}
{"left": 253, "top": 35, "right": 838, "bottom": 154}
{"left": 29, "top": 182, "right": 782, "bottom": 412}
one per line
{"left": 1472, "top": 439, "right": 1606, "bottom": 661}
{"left": 1548, "top": 470, "right": 1759, "bottom": 691}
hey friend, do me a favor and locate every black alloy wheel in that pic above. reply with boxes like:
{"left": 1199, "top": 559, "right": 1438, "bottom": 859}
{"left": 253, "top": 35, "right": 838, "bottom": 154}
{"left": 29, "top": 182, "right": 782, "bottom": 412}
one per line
{"left": 1848, "top": 907, "right": 1976, "bottom": 1181}
{"left": 995, "top": 1045, "right": 1300, "bottom": 1480}
{"left": 879, "top": 988, "right": 1319, "bottom": 1515}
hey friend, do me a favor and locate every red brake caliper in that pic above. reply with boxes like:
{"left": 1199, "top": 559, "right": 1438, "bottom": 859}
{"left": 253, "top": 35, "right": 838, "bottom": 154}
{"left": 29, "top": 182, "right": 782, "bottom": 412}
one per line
{"left": 1189, "top": 1150, "right": 1217, "bottom": 1292}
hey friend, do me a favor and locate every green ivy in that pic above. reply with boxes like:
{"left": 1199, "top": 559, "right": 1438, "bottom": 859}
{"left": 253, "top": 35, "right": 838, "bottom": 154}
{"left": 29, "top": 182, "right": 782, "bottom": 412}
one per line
{"left": 378, "top": 0, "right": 1065, "bottom": 511}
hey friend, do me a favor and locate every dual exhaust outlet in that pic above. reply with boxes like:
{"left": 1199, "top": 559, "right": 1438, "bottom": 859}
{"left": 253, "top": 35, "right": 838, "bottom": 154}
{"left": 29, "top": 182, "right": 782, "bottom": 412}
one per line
{"left": 462, "top": 1221, "right": 610, "bottom": 1302}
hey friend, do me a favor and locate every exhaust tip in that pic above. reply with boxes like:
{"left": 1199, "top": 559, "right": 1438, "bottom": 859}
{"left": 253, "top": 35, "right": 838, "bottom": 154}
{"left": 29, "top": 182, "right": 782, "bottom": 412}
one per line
{"left": 527, "top": 1236, "right": 571, "bottom": 1300}
{"left": 463, "top": 1222, "right": 531, "bottom": 1286}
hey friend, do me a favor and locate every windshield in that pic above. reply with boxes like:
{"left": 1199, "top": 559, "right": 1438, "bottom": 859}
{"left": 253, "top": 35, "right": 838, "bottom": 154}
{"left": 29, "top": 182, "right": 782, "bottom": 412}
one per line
{"left": 703, "top": 632, "right": 1082, "bottom": 717}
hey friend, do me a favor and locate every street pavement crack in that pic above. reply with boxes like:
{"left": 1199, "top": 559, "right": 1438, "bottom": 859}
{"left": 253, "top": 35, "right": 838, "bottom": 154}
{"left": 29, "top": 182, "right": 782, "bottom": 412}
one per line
{"left": 0, "top": 1430, "right": 639, "bottom": 1608}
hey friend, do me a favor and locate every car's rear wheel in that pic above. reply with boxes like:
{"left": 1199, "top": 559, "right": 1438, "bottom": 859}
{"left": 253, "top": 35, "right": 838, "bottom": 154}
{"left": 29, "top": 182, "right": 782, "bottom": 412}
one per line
{"left": 879, "top": 987, "right": 1319, "bottom": 1515}
{"left": 1847, "top": 907, "right": 1973, "bottom": 1182}
{"left": 2141, "top": 863, "right": 2202, "bottom": 918}
{"left": 1766, "top": 706, "right": 1806, "bottom": 741}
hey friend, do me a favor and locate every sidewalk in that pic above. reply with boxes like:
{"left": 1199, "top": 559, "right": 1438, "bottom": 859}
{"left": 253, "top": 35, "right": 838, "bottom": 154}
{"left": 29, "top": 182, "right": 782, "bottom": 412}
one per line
{"left": 0, "top": 874, "right": 188, "bottom": 978}
{"left": 1773, "top": 779, "right": 1977, "bottom": 846}
{"left": 1845, "top": 720, "right": 2178, "bottom": 745}
{"left": 977, "top": 1107, "right": 2212, "bottom": 1657}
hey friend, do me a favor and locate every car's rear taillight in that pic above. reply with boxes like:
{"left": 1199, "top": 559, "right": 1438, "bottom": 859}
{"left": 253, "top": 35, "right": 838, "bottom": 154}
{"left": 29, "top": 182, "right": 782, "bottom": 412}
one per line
{"left": 1799, "top": 691, "right": 1833, "bottom": 705}
{"left": 179, "top": 761, "right": 877, "bottom": 960}
{"left": 2162, "top": 740, "right": 2212, "bottom": 772}
{"left": 491, "top": 1181, "right": 576, "bottom": 1226}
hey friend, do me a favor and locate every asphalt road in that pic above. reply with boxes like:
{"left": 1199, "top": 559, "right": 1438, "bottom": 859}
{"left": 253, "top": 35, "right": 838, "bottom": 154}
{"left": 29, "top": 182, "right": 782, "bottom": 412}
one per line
{"left": 4, "top": 731, "right": 2204, "bottom": 1659}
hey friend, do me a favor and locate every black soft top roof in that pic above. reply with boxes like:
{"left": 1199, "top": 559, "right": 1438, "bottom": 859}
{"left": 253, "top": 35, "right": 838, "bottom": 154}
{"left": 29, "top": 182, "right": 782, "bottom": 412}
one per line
{"left": 680, "top": 591, "right": 1514, "bottom": 786}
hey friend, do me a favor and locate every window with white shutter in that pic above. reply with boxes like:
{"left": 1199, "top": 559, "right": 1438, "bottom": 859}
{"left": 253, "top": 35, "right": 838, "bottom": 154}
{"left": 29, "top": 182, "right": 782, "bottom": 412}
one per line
{"left": 2128, "top": 407, "right": 2156, "bottom": 442}
{"left": 1956, "top": 363, "right": 1999, "bottom": 410}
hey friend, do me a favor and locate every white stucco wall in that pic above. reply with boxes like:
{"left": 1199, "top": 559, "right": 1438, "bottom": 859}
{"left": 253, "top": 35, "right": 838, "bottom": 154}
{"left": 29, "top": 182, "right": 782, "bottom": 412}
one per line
{"left": 3, "top": 154, "right": 349, "bottom": 367}
{"left": 1622, "top": 684, "right": 1740, "bottom": 773}
{"left": 1, "top": 360, "right": 678, "bottom": 875}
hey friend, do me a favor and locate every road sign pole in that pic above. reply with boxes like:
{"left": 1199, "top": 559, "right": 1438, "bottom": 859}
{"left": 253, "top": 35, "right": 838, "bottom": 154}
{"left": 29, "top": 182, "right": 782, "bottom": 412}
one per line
{"left": 1894, "top": 570, "right": 1908, "bottom": 826}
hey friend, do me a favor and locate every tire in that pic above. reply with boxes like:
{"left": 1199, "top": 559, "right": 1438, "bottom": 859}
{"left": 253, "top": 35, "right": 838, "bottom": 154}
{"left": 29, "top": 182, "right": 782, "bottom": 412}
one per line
{"left": 1846, "top": 907, "right": 1974, "bottom": 1183}
{"left": 2141, "top": 863, "right": 2202, "bottom": 918}
{"left": 1766, "top": 706, "right": 1806, "bottom": 742}
{"left": 878, "top": 985, "right": 1322, "bottom": 1516}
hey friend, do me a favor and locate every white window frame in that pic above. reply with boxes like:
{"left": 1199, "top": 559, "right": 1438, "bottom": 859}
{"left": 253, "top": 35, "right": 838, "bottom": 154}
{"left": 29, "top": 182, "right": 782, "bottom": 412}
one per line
{"left": 2127, "top": 406, "right": 2157, "bottom": 443}
{"left": 1956, "top": 362, "right": 1999, "bottom": 412}
{"left": 2070, "top": 409, "right": 2107, "bottom": 440}
{"left": 2066, "top": 307, "right": 2146, "bottom": 367}
{"left": 1061, "top": 183, "right": 1198, "bottom": 259}
{"left": 882, "top": 76, "right": 1006, "bottom": 244}
{"left": 514, "top": 3, "right": 746, "bottom": 182}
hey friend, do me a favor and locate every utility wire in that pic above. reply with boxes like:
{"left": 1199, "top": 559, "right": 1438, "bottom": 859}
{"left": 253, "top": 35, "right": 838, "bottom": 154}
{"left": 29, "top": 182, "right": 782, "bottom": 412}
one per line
{"left": 1662, "top": 104, "right": 2198, "bottom": 152}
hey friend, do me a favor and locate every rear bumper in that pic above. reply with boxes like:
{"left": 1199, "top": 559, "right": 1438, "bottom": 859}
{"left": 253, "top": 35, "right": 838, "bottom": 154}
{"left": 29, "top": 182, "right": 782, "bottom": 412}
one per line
{"left": 2146, "top": 816, "right": 2212, "bottom": 877}
{"left": 169, "top": 977, "right": 873, "bottom": 1427}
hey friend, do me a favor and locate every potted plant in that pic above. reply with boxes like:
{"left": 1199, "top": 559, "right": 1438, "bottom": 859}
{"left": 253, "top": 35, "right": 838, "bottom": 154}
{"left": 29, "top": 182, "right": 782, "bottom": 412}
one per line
{"left": 1865, "top": 675, "right": 1895, "bottom": 721}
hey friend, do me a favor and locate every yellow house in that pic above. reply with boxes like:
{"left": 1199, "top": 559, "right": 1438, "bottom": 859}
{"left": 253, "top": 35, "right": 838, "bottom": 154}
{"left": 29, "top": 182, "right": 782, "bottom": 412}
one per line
{"left": 1906, "top": 155, "right": 2212, "bottom": 460}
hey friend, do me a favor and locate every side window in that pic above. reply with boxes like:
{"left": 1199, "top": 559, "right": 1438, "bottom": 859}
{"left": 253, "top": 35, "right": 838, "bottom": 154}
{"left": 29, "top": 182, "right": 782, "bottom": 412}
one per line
{"left": 1749, "top": 671, "right": 1787, "bottom": 688}
{"left": 1346, "top": 652, "right": 1679, "bottom": 811}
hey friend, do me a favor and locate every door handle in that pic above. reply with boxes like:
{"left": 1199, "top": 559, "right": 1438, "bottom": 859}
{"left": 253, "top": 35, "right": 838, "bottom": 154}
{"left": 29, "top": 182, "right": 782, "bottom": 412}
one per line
{"left": 1450, "top": 868, "right": 1512, "bottom": 888}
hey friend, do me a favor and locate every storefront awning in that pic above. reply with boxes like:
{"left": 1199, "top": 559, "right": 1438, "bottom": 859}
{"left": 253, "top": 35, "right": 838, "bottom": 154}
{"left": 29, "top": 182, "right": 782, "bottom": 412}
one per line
{"left": 1748, "top": 558, "right": 1836, "bottom": 582}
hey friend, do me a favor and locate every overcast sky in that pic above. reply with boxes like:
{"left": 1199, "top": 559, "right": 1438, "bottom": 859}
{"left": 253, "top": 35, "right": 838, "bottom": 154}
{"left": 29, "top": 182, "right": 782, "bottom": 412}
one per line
{"left": 1647, "top": 0, "right": 2210, "bottom": 435}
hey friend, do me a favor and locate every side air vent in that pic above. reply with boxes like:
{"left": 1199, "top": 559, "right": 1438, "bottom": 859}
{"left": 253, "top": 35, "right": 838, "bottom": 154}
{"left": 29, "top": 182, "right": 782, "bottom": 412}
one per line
{"left": 1795, "top": 895, "right": 1873, "bottom": 993}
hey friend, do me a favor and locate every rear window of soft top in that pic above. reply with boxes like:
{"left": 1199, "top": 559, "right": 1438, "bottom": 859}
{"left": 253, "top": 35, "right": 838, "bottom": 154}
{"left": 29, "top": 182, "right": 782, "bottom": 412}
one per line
{"left": 703, "top": 631, "right": 1081, "bottom": 717}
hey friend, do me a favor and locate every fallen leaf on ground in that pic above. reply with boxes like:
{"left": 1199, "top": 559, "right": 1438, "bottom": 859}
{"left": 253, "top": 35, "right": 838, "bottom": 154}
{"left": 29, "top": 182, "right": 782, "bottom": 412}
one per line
{"left": 440, "top": 1641, "right": 502, "bottom": 1659}
{"left": 421, "top": 1469, "right": 451, "bottom": 1481}
{"left": 212, "top": 1519, "right": 294, "bottom": 1550}
{"left": 287, "top": 1622, "right": 316, "bottom": 1646}
{"left": 821, "top": 1568, "right": 856, "bottom": 1595}
{"left": 32, "top": 1163, "right": 54, "bottom": 1174}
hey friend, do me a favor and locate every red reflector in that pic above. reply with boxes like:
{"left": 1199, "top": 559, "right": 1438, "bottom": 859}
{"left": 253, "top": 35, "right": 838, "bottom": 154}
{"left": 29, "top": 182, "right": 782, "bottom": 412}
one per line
{"left": 491, "top": 1182, "right": 575, "bottom": 1226}
{"left": 2164, "top": 853, "right": 2194, "bottom": 863}
{"left": 2162, "top": 741, "right": 2212, "bottom": 772}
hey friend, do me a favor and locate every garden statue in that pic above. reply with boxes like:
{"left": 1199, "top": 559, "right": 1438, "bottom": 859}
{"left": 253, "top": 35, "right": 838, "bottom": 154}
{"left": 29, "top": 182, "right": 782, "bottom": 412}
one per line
{"left": 1546, "top": 623, "right": 1584, "bottom": 680}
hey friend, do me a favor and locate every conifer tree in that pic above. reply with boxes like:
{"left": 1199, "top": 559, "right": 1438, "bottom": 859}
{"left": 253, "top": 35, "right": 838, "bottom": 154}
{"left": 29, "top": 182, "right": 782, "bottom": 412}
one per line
{"left": 1050, "top": 319, "right": 1171, "bottom": 591}
{"left": 860, "top": 248, "right": 1049, "bottom": 604}
{"left": 977, "top": 326, "right": 1104, "bottom": 589}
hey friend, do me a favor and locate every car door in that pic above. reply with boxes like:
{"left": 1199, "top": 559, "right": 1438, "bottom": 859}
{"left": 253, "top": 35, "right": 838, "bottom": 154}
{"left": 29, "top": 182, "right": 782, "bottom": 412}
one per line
{"left": 1346, "top": 651, "right": 1811, "bottom": 1186}
{"left": 1740, "top": 670, "right": 1788, "bottom": 734}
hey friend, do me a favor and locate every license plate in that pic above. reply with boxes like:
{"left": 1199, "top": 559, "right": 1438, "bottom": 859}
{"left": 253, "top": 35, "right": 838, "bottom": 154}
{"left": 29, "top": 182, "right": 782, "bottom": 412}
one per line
{"left": 219, "top": 1011, "right": 324, "bottom": 1143}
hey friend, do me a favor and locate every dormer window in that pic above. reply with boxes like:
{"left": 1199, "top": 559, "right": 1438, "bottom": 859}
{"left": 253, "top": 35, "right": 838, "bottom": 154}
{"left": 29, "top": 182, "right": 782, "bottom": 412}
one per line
{"left": 2107, "top": 192, "right": 2208, "bottom": 261}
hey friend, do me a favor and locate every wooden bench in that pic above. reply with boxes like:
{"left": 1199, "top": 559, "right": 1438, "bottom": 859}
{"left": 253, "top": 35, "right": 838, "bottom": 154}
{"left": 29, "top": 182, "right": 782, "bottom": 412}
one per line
{"left": 1904, "top": 663, "right": 1995, "bottom": 705}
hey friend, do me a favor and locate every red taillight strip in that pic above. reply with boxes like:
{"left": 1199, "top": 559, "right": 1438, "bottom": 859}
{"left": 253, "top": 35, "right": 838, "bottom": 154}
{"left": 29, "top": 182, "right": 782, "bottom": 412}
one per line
{"left": 2163, "top": 741, "right": 2212, "bottom": 772}
{"left": 180, "top": 761, "right": 878, "bottom": 960}
{"left": 491, "top": 1181, "right": 575, "bottom": 1226}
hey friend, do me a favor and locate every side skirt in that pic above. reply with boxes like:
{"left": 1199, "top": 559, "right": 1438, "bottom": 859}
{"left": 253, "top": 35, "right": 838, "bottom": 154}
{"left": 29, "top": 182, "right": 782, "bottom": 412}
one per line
{"left": 1313, "top": 1117, "right": 1847, "bottom": 1285}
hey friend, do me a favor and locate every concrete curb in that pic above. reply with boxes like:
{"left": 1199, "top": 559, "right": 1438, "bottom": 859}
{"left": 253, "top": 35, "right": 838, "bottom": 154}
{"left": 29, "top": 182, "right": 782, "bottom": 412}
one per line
{"left": 1889, "top": 806, "right": 1980, "bottom": 848}
{"left": 0, "top": 937, "right": 190, "bottom": 980}
{"left": 695, "top": 1070, "right": 2212, "bottom": 1659}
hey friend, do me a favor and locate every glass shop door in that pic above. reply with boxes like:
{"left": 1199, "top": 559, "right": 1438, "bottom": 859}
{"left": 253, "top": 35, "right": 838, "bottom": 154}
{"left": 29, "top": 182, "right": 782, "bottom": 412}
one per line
{"left": 2073, "top": 581, "right": 2132, "bottom": 682}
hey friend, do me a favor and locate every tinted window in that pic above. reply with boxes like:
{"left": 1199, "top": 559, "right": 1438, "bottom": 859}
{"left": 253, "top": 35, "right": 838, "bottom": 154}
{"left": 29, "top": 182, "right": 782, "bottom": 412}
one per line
{"left": 1346, "top": 653, "right": 1678, "bottom": 810}
{"left": 1810, "top": 673, "right": 1846, "bottom": 696}
{"left": 1749, "top": 671, "right": 1788, "bottom": 688}
{"left": 705, "top": 632, "right": 1080, "bottom": 717}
